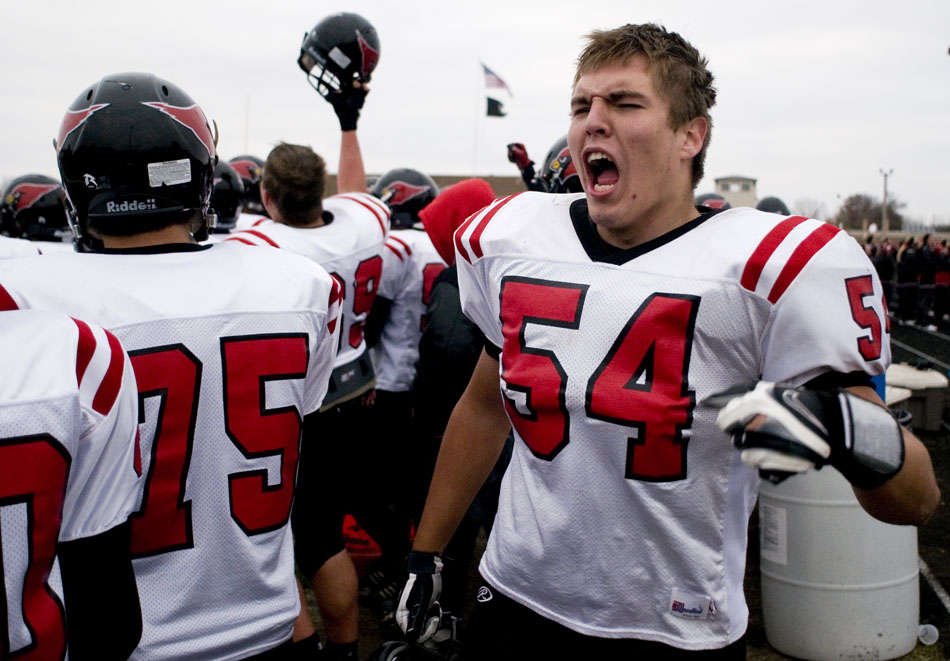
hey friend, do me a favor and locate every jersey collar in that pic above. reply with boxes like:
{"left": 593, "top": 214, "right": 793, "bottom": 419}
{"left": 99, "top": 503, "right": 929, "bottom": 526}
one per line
{"left": 570, "top": 199, "right": 720, "bottom": 265}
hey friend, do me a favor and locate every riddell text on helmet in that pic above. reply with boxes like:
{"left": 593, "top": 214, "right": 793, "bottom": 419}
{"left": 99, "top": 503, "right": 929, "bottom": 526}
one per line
{"left": 106, "top": 199, "right": 157, "bottom": 213}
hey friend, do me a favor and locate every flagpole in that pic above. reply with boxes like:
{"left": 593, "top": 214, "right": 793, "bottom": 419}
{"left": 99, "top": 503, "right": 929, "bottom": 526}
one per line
{"left": 473, "top": 60, "right": 481, "bottom": 175}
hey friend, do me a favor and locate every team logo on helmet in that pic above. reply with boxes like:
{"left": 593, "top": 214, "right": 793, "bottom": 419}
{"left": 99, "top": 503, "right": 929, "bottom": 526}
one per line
{"left": 551, "top": 147, "right": 576, "bottom": 178}
{"left": 356, "top": 30, "right": 379, "bottom": 77}
{"left": 230, "top": 159, "right": 262, "bottom": 182}
{"left": 380, "top": 181, "right": 430, "bottom": 206}
{"left": 141, "top": 102, "right": 216, "bottom": 158}
{"left": 5, "top": 183, "right": 59, "bottom": 211}
{"left": 55, "top": 103, "right": 110, "bottom": 153}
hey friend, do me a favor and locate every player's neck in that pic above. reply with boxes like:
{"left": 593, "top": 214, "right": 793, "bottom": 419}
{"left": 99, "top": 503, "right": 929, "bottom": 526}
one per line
{"left": 99, "top": 224, "right": 196, "bottom": 249}
{"left": 595, "top": 196, "right": 701, "bottom": 250}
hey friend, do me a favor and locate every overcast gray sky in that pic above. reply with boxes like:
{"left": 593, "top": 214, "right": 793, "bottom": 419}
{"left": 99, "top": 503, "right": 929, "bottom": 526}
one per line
{"left": 3, "top": 0, "right": 948, "bottom": 225}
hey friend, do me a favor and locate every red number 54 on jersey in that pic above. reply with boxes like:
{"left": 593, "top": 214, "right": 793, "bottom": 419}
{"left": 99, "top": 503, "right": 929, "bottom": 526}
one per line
{"left": 499, "top": 276, "right": 698, "bottom": 483}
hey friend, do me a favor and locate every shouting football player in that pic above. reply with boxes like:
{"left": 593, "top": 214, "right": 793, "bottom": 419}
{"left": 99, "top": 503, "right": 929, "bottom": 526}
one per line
{"left": 395, "top": 23, "right": 939, "bottom": 658}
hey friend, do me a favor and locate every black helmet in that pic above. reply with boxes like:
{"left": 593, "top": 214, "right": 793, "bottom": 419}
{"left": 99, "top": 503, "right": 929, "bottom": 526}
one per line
{"left": 210, "top": 161, "right": 245, "bottom": 232}
{"left": 298, "top": 12, "right": 380, "bottom": 97}
{"left": 756, "top": 196, "right": 790, "bottom": 215}
{"left": 371, "top": 167, "right": 438, "bottom": 228}
{"left": 1, "top": 174, "right": 70, "bottom": 241}
{"left": 695, "top": 192, "right": 731, "bottom": 210}
{"left": 228, "top": 155, "right": 266, "bottom": 217}
{"left": 55, "top": 72, "right": 217, "bottom": 249}
{"left": 541, "top": 136, "right": 582, "bottom": 194}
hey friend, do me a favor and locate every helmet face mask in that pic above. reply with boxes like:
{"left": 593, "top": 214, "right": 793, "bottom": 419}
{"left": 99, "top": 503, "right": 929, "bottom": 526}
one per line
{"left": 371, "top": 168, "right": 438, "bottom": 228}
{"left": 55, "top": 72, "right": 217, "bottom": 250}
{"left": 541, "top": 136, "right": 582, "bottom": 194}
{"left": 298, "top": 12, "right": 380, "bottom": 97}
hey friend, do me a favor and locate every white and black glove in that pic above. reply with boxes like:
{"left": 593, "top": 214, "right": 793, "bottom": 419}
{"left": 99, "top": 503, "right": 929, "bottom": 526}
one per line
{"left": 395, "top": 551, "right": 443, "bottom": 643}
{"left": 710, "top": 382, "right": 905, "bottom": 488}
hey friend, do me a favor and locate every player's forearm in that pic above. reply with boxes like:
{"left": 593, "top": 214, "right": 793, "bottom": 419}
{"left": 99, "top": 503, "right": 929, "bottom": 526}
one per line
{"left": 853, "top": 428, "right": 940, "bottom": 526}
{"left": 336, "top": 131, "right": 366, "bottom": 194}
{"left": 413, "top": 352, "right": 511, "bottom": 553}
{"left": 842, "top": 385, "right": 940, "bottom": 525}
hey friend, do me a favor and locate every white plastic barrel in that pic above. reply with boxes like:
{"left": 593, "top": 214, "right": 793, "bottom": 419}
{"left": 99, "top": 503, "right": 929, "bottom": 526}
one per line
{"left": 758, "top": 468, "right": 919, "bottom": 660}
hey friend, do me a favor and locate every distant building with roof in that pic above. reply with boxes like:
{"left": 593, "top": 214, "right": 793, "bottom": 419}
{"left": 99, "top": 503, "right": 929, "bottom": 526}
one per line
{"left": 715, "top": 175, "right": 757, "bottom": 209}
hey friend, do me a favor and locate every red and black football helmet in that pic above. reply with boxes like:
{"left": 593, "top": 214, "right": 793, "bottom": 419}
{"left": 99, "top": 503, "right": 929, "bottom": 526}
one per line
{"left": 541, "top": 136, "right": 582, "bottom": 194}
{"left": 228, "top": 155, "right": 266, "bottom": 217}
{"left": 54, "top": 72, "right": 217, "bottom": 249}
{"left": 371, "top": 168, "right": 438, "bottom": 228}
{"left": 210, "top": 161, "right": 245, "bottom": 232}
{"left": 695, "top": 192, "right": 731, "bottom": 210}
{"left": 298, "top": 12, "right": 380, "bottom": 97}
{"left": 1, "top": 174, "right": 70, "bottom": 242}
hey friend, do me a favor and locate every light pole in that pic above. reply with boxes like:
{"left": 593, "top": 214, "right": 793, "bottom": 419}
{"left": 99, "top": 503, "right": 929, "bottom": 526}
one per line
{"left": 879, "top": 168, "right": 893, "bottom": 233}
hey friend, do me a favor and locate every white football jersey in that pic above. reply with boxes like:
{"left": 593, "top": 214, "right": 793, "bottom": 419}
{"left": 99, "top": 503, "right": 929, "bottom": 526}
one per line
{"left": 234, "top": 211, "right": 269, "bottom": 231}
{"left": 0, "top": 235, "right": 41, "bottom": 258}
{"left": 0, "top": 309, "right": 141, "bottom": 660}
{"left": 34, "top": 241, "right": 77, "bottom": 255}
{"left": 227, "top": 192, "right": 390, "bottom": 406}
{"left": 373, "top": 226, "right": 447, "bottom": 392}
{"left": 0, "top": 242, "right": 341, "bottom": 660}
{"left": 455, "top": 192, "right": 890, "bottom": 648}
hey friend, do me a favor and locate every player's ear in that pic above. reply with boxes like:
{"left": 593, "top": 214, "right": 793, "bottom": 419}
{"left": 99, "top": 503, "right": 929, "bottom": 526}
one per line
{"left": 679, "top": 116, "right": 707, "bottom": 161}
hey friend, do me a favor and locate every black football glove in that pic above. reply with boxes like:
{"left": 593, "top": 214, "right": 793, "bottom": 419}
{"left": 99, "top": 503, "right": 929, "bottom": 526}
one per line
{"left": 325, "top": 84, "right": 368, "bottom": 132}
{"left": 395, "top": 551, "right": 443, "bottom": 643}
{"left": 711, "top": 382, "right": 905, "bottom": 489}
{"left": 506, "top": 143, "right": 533, "bottom": 170}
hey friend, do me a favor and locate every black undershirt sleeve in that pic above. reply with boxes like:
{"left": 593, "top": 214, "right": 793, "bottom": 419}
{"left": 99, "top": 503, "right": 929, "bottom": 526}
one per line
{"left": 58, "top": 521, "right": 142, "bottom": 660}
{"left": 804, "top": 370, "right": 875, "bottom": 392}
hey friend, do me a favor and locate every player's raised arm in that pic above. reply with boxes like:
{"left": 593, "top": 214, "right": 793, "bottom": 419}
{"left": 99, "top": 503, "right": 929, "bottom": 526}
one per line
{"left": 298, "top": 12, "right": 379, "bottom": 194}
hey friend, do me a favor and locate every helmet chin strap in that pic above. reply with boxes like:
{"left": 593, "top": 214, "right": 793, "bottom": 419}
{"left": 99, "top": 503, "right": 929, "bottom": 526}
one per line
{"left": 193, "top": 209, "right": 217, "bottom": 242}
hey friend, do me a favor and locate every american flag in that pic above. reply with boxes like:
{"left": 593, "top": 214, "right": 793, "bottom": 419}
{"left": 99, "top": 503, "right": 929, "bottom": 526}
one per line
{"left": 481, "top": 62, "right": 512, "bottom": 96}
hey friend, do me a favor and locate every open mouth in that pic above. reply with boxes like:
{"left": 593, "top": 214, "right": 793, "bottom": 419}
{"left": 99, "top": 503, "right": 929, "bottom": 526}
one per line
{"left": 587, "top": 152, "right": 619, "bottom": 192}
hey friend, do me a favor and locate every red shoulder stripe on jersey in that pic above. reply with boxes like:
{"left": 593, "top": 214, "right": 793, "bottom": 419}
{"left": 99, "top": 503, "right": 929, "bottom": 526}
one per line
{"left": 337, "top": 193, "right": 389, "bottom": 236}
{"left": 453, "top": 209, "right": 484, "bottom": 265}
{"left": 467, "top": 192, "right": 522, "bottom": 260}
{"left": 354, "top": 192, "right": 391, "bottom": 218}
{"left": 92, "top": 330, "right": 125, "bottom": 416}
{"left": 252, "top": 217, "right": 269, "bottom": 227}
{"left": 385, "top": 243, "right": 405, "bottom": 261}
{"left": 72, "top": 318, "right": 96, "bottom": 384}
{"left": 225, "top": 236, "right": 256, "bottom": 246}
{"left": 243, "top": 230, "right": 281, "bottom": 248}
{"left": 0, "top": 283, "right": 19, "bottom": 311}
{"left": 767, "top": 223, "right": 841, "bottom": 303}
{"left": 388, "top": 235, "right": 412, "bottom": 256}
{"left": 740, "top": 216, "right": 808, "bottom": 292}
